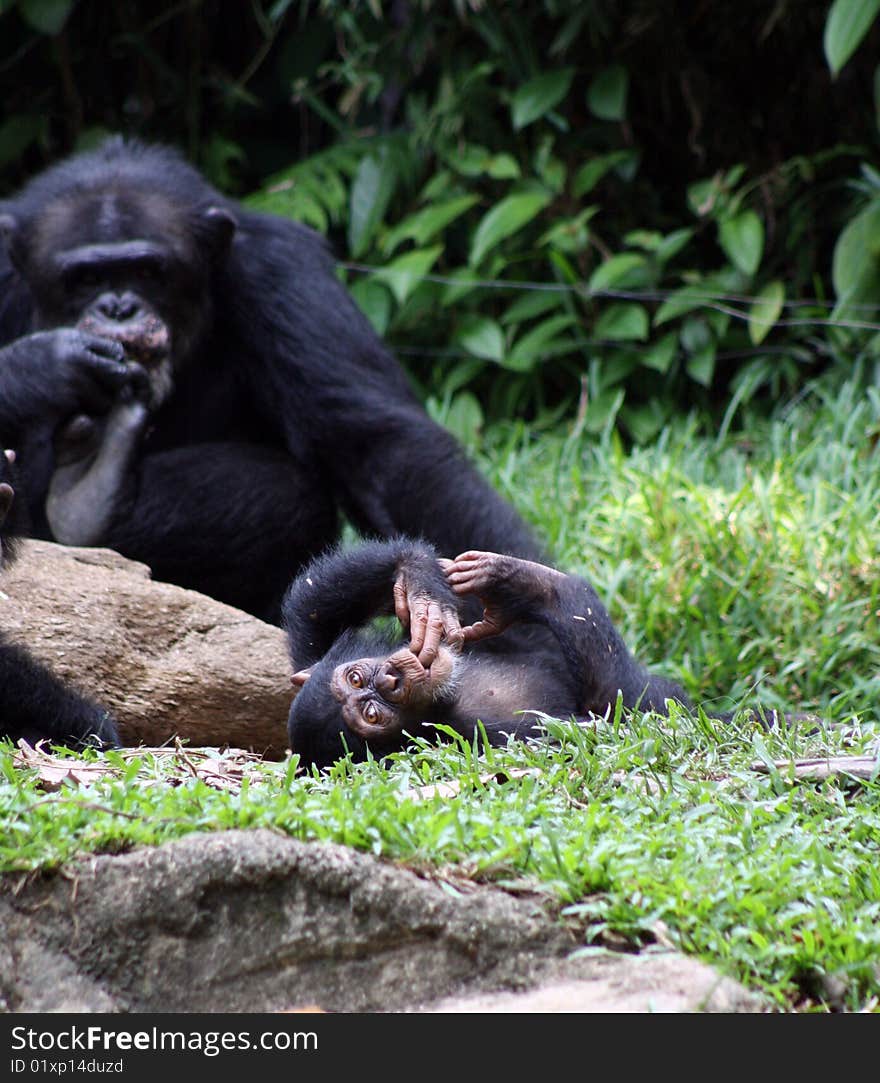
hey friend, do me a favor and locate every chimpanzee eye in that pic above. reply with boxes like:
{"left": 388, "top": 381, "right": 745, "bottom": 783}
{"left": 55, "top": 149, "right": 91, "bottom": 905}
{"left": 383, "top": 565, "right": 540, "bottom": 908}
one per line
{"left": 347, "top": 669, "right": 363, "bottom": 688}
{"left": 136, "top": 262, "right": 163, "bottom": 283}
{"left": 68, "top": 267, "right": 102, "bottom": 290}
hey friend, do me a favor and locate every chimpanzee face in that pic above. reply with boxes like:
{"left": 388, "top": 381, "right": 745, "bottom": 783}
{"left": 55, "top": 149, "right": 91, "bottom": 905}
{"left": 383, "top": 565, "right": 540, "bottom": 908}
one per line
{"left": 0, "top": 185, "right": 235, "bottom": 407}
{"left": 327, "top": 645, "right": 457, "bottom": 737}
{"left": 287, "top": 630, "right": 459, "bottom": 770}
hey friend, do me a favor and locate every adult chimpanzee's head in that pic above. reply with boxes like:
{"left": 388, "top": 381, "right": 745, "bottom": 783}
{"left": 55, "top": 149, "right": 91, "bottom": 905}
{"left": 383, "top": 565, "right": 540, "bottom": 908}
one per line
{"left": 287, "top": 628, "right": 461, "bottom": 770}
{"left": 0, "top": 137, "right": 236, "bottom": 407}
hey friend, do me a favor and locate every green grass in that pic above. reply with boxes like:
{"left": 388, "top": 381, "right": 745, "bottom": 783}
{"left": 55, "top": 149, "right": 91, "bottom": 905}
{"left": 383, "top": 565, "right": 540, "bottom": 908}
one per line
{"left": 2, "top": 371, "right": 880, "bottom": 1012}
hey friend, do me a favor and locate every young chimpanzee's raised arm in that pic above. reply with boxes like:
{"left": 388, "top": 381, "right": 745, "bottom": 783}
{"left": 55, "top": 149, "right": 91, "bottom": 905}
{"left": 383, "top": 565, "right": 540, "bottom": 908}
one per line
{"left": 0, "top": 450, "right": 119, "bottom": 750}
{"left": 283, "top": 538, "right": 692, "bottom": 770}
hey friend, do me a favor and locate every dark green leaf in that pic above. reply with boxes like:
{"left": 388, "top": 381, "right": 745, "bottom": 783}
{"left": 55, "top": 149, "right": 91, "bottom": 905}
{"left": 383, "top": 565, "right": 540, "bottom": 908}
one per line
{"left": 687, "top": 344, "right": 716, "bottom": 387}
{"left": 641, "top": 332, "right": 679, "bottom": 373}
{"left": 18, "top": 0, "right": 73, "bottom": 34}
{"left": 831, "top": 197, "right": 880, "bottom": 322}
{"left": 824, "top": 0, "right": 880, "bottom": 75}
{"left": 382, "top": 195, "right": 478, "bottom": 254}
{"left": 501, "top": 290, "right": 566, "bottom": 324}
{"left": 538, "top": 206, "right": 598, "bottom": 253}
{"left": 507, "top": 314, "right": 577, "bottom": 370}
{"left": 469, "top": 190, "right": 551, "bottom": 266}
{"left": 832, "top": 196, "right": 880, "bottom": 297}
{"left": 748, "top": 280, "right": 786, "bottom": 345}
{"left": 620, "top": 400, "right": 670, "bottom": 443}
{"left": 350, "top": 279, "right": 392, "bottom": 335}
{"left": 455, "top": 315, "right": 506, "bottom": 362}
{"left": 440, "top": 268, "right": 482, "bottom": 307}
{"left": 442, "top": 391, "right": 484, "bottom": 446}
{"left": 718, "top": 211, "right": 764, "bottom": 276}
{"left": 511, "top": 69, "right": 575, "bottom": 130}
{"left": 587, "top": 65, "right": 629, "bottom": 121}
{"left": 594, "top": 303, "right": 649, "bottom": 341}
{"left": 375, "top": 246, "right": 442, "bottom": 303}
{"left": 348, "top": 150, "right": 397, "bottom": 258}
{"left": 589, "top": 253, "right": 649, "bottom": 292}
{"left": 449, "top": 144, "right": 521, "bottom": 178}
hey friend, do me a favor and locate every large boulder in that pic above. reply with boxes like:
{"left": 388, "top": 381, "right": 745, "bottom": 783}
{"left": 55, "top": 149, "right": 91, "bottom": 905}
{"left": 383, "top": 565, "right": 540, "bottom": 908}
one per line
{"left": 0, "top": 829, "right": 765, "bottom": 1013}
{"left": 0, "top": 539, "right": 291, "bottom": 757}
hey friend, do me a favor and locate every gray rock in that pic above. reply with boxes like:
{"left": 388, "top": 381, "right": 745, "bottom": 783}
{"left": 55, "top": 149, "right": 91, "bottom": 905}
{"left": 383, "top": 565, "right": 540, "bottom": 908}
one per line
{"left": 0, "top": 830, "right": 765, "bottom": 1014}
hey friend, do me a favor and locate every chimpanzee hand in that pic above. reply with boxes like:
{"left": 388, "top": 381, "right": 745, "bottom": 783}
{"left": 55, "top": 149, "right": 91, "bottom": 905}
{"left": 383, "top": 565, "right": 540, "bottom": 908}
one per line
{"left": 0, "top": 329, "right": 130, "bottom": 428}
{"left": 444, "top": 550, "right": 562, "bottom": 642}
{"left": 392, "top": 560, "right": 463, "bottom": 668}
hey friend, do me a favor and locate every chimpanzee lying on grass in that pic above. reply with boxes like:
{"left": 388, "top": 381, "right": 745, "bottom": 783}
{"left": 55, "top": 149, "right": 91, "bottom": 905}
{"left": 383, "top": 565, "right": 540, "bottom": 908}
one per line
{"left": 283, "top": 537, "right": 697, "bottom": 770}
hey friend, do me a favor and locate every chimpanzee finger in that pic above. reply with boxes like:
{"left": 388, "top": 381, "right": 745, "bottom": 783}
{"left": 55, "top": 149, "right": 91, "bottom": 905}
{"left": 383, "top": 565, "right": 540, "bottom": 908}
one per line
{"left": 459, "top": 618, "right": 503, "bottom": 643}
{"left": 81, "top": 334, "right": 127, "bottom": 364}
{"left": 443, "top": 614, "right": 465, "bottom": 652}
{"left": 445, "top": 565, "right": 482, "bottom": 595}
{"left": 415, "top": 604, "right": 446, "bottom": 667}
{"left": 408, "top": 596, "right": 431, "bottom": 656}
{"left": 444, "top": 552, "right": 488, "bottom": 593}
{"left": 393, "top": 577, "right": 410, "bottom": 630}
{"left": 67, "top": 337, "right": 133, "bottom": 411}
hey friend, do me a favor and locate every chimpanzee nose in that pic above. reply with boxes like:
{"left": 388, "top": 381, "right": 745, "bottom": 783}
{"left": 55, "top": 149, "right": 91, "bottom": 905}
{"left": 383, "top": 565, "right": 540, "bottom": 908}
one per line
{"left": 376, "top": 664, "right": 401, "bottom": 699}
{"left": 96, "top": 292, "right": 141, "bottom": 322}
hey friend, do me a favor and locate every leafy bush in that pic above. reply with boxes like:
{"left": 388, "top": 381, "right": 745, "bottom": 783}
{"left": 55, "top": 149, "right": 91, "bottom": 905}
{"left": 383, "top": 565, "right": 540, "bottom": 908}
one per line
{"left": 3, "top": 1, "right": 880, "bottom": 438}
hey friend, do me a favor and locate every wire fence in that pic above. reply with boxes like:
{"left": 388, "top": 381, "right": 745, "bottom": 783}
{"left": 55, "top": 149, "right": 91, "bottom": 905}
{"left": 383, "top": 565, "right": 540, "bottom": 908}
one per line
{"left": 341, "top": 262, "right": 880, "bottom": 355}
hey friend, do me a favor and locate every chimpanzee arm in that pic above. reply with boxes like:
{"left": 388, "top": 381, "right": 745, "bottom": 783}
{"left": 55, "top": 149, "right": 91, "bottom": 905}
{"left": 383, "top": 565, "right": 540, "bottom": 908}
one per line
{"left": 235, "top": 214, "right": 545, "bottom": 564}
{"left": 0, "top": 329, "right": 130, "bottom": 444}
{"left": 282, "top": 537, "right": 462, "bottom": 670}
{"left": 446, "top": 551, "right": 690, "bottom": 716}
{"left": 0, "top": 634, "right": 119, "bottom": 750}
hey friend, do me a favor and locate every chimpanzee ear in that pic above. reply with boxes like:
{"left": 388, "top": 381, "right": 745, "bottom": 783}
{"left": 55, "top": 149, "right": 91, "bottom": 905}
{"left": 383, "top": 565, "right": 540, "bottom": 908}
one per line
{"left": 290, "top": 666, "right": 315, "bottom": 696}
{"left": 200, "top": 206, "right": 236, "bottom": 258}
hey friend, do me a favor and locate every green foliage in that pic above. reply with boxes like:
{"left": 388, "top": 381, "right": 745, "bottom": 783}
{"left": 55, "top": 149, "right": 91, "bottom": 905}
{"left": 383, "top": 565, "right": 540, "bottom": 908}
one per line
{"left": 2, "top": 1, "right": 880, "bottom": 439}
{"left": 237, "top": 4, "right": 880, "bottom": 442}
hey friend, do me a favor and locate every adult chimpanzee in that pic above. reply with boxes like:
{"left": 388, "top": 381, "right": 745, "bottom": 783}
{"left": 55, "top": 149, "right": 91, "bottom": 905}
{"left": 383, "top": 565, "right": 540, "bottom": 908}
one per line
{"left": 283, "top": 537, "right": 690, "bottom": 770}
{"left": 0, "top": 450, "right": 118, "bottom": 749}
{"left": 0, "top": 138, "right": 541, "bottom": 624}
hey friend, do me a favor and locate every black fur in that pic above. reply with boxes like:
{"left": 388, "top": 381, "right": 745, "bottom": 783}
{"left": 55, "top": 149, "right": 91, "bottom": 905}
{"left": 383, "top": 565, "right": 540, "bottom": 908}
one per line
{"left": 283, "top": 538, "right": 690, "bottom": 770}
{"left": 0, "top": 138, "right": 541, "bottom": 624}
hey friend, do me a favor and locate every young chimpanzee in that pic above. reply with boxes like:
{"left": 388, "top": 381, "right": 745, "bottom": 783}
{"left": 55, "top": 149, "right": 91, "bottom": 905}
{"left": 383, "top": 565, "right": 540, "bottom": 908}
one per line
{"left": 283, "top": 537, "right": 691, "bottom": 770}
{"left": 0, "top": 450, "right": 118, "bottom": 749}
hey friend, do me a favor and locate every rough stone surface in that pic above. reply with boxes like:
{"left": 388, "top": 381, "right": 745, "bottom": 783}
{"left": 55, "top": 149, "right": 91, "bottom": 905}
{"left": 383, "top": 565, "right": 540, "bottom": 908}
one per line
{"left": 0, "top": 539, "right": 291, "bottom": 757}
{"left": 0, "top": 830, "right": 765, "bottom": 1014}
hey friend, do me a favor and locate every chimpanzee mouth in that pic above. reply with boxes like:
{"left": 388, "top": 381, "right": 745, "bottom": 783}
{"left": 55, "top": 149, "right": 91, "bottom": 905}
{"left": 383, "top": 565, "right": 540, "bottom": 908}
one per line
{"left": 78, "top": 314, "right": 174, "bottom": 408}
{"left": 78, "top": 313, "right": 171, "bottom": 370}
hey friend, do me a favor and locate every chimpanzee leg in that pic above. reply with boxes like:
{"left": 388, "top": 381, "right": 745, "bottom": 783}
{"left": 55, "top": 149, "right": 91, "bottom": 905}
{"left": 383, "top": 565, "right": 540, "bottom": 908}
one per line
{"left": 46, "top": 397, "right": 149, "bottom": 548}
{"left": 103, "top": 443, "right": 339, "bottom": 624}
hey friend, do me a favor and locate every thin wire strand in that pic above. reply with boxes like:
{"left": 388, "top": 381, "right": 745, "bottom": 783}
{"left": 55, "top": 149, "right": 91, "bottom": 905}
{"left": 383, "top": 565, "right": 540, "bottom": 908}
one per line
{"left": 341, "top": 260, "right": 880, "bottom": 333}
